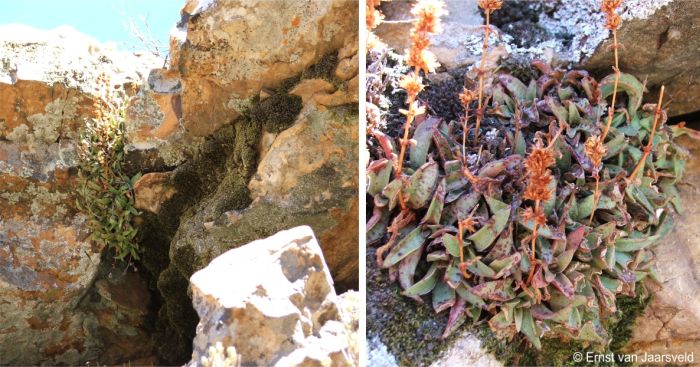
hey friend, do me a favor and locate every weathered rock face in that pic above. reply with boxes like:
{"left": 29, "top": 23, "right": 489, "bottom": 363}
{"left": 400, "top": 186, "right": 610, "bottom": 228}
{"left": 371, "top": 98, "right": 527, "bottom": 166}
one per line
{"left": 622, "top": 135, "right": 700, "bottom": 363}
{"left": 171, "top": 0, "right": 358, "bottom": 136}
{"left": 0, "top": 25, "right": 160, "bottom": 365}
{"left": 584, "top": 0, "right": 700, "bottom": 116}
{"left": 375, "top": 0, "right": 700, "bottom": 116}
{"left": 188, "top": 226, "right": 358, "bottom": 366}
{"left": 144, "top": 1, "right": 359, "bottom": 361}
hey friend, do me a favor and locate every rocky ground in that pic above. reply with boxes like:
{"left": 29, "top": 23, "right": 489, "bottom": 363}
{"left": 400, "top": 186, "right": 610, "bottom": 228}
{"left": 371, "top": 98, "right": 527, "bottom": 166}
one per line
{"left": 0, "top": 0, "right": 358, "bottom": 365}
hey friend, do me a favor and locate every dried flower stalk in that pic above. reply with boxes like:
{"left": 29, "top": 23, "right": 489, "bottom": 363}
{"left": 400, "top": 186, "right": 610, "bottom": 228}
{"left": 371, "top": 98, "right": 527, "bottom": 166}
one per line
{"left": 600, "top": 0, "right": 622, "bottom": 141}
{"left": 459, "top": 88, "right": 478, "bottom": 158}
{"left": 473, "top": 0, "right": 502, "bottom": 146}
{"left": 458, "top": 215, "right": 479, "bottom": 278}
{"left": 629, "top": 85, "right": 665, "bottom": 181}
{"left": 585, "top": 0, "right": 623, "bottom": 225}
{"left": 523, "top": 130, "right": 561, "bottom": 286}
{"left": 396, "top": 0, "right": 446, "bottom": 210}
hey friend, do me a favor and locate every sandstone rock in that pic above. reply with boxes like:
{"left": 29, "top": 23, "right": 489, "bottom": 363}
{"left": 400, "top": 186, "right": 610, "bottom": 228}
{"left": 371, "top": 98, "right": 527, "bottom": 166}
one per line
{"left": 171, "top": 0, "right": 358, "bottom": 136}
{"left": 188, "top": 226, "right": 358, "bottom": 367}
{"left": 291, "top": 79, "right": 337, "bottom": 104}
{"left": 622, "top": 135, "right": 700, "bottom": 364}
{"left": 583, "top": 0, "right": 700, "bottom": 116}
{"left": 0, "top": 25, "right": 159, "bottom": 365}
{"left": 375, "top": 0, "right": 700, "bottom": 116}
{"left": 134, "top": 172, "right": 177, "bottom": 213}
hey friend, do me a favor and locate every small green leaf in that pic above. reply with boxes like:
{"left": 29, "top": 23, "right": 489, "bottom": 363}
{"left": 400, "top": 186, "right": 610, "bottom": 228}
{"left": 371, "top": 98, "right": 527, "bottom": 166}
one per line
{"left": 383, "top": 227, "right": 427, "bottom": 268}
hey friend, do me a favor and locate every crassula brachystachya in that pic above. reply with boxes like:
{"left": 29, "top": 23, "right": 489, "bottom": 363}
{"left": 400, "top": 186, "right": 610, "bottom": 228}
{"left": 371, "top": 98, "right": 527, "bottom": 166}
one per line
{"left": 367, "top": 59, "right": 698, "bottom": 348}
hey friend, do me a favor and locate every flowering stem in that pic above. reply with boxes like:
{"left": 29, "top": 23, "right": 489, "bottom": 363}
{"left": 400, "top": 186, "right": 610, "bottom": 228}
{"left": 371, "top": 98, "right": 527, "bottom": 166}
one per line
{"left": 462, "top": 109, "right": 470, "bottom": 160}
{"left": 588, "top": 174, "right": 600, "bottom": 226}
{"left": 474, "top": 11, "right": 491, "bottom": 146}
{"left": 601, "top": 30, "right": 620, "bottom": 141}
{"left": 526, "top": 200, "right": 540, "bottom": 286}
{"left": 629, "top": 85, "right": 665, "bottom": 181}
{"left": 396, "top": 67, "right": 421, "bottom": 210}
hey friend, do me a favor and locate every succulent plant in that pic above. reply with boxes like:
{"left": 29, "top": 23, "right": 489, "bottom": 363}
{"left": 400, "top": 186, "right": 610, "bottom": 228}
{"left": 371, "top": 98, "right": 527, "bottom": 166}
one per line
{"left": 367, "top": 63, "right": 695, "bottom": 349}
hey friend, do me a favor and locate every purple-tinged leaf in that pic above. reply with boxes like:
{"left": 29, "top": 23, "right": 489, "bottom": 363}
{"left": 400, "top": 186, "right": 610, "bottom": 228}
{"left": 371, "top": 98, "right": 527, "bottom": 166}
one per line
{"left": 433, "top": 281, "right": 456, "bottom": 314}
{"left": 421, "top": 178, "right": 446, "bottom": 225}
{"left": 470, "top": 280, "right": 516, "bottom": 302}
{"left": 383, "top": 227, "right": 427, "bottom": 268}
{"left": 402, "top": 263, "right": 439, "bottom": 298}
{"left": 442, "top": 191, "right": 481, "bottom": 225}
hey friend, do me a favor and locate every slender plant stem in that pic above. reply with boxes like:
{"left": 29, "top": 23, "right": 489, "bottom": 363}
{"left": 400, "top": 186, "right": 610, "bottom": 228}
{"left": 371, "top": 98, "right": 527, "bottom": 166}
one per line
{"left": 474, "top": 11, "right": 491, "bottom": 146}
{"left": 526, "top": 200, "right": 541, "bottom": 286}
{"left": 601, "top": 30, "right": 620, "bottom": 141}
{"left": 588, "top": 175, "right": 600, "bottom": 226}
{"left": 462, "top": 109, "right": 470, "bottom": 160}
{"left": 629, "top": 85, "right": 665, "bottom": 181}
{"left": 396, "top": 66, "right": 420, "bottom": 210}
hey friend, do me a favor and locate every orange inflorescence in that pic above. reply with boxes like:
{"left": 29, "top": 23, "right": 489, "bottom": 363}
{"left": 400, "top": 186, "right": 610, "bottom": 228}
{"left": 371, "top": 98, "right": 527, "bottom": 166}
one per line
{"left": 604, "top": 12, "right": 621, "bottom": 30}
{"left": 522, "top": 206, "right": 546, "bottom": 227}
{"left": 523, "top": 142, "right": 556, "bottom": 202}
{"left": 472, "top": 0, "right": 502, "bottom": 145}
{"left": 395, "top": 0, "right": 447, "bottom": 210}
{"left": 400, "top": 73, "right": 425, "bottom": 100}
{"left": 406, "top": 0, "right": 446, "bottom": 74}
{"left": 366, "top": 0, "right": 384, "bottom": 30}
{"left": 477, "top": 0, "right": 503, "bottom": 12}
{"left": 523, "top": 139, "right": 556, "bottom": 285}
{"left": 459, "top": 88, "right": 478, "bottom": 108}
{"left": 584, "top": 135, "right": 607, "bottom": 173}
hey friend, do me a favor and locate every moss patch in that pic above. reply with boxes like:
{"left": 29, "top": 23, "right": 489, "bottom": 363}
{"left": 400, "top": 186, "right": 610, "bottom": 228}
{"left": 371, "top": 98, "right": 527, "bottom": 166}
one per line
{"left": 249, "top": 93, "right": 303, "bottom": 133}
{"left": 367, "top": 247, "right": 462, "bottom": 366}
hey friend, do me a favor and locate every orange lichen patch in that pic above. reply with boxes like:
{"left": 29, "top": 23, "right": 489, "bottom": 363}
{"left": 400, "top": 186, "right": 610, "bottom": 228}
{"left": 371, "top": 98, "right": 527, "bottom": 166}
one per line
{"left": 0, "top": 174, "right": 29, "bottom": 192}
{"left": 318, "top": 198, "right": 359, "bottom": 287}
{"left": 42, "top": 334, "right": 86, "bottom": 356}
{"left": 291, "top": 15, "right": 301, "bottom": 28}
{"left": 25, "top": 316, "right": 50, "bottom": 330}
{"left": 52, "top": 168, "right": 74, "bottom": 187}
{"left": 153, "top": 93, "right": 181, "bottom": 139}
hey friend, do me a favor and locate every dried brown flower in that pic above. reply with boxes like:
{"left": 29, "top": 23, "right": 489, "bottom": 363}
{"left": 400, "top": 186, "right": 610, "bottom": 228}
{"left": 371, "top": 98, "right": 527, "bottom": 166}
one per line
{"left": 604, "top": 12, "right": 621, "bottom": 30}
{"left": 477, "top": 0, "right": 503, "bottom": 13}
{"left": 366, "top": 0, "right": 384, "bottom": 30}
{"left": 524, "top": 143, "right": 556, "bottom": 178}
{"left": 407, "top": 46, "right": 440, "bottom": 75}
{"left": 459, "top": 88, "right": 478, "bottom": 108}
{"left": 584, "top": 135, "right": 608, "bottom": 172}
{"left": 400, "top": 73, "right": 425, "bottom": 100}
{"left": 411, "top": 0, "right": 447, "bottom": 34}
{"left": 601, "top": 0, "right": 622, "bottom": 14}
{"left": 460, "top": 216, "right": 479, "bottom": 234}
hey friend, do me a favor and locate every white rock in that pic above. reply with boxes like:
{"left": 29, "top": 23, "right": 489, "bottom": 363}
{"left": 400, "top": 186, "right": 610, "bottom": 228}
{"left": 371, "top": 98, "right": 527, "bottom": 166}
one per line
{"left": 188, "top": 226, "right": 357, "bottom": 367}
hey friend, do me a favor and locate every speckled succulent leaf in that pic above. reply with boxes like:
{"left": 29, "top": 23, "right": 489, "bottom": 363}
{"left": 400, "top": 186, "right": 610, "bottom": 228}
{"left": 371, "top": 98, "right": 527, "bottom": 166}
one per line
{"left": 404, "top": 161, "right": 439, "bottom": 209}
{"left": 402, "top": 263, "right": 439, "bottom": 298}
{"left": 441, "top": 191, "right": 481, "bottom": 225}
{"left": 421, "top": 178, "right": 446, "bottom": 225}
{"left": 410, "top": 118, "right": 439, "bottom": 168}
{"left": 433, "top": 281, "right": 456, "bottom": 313}
{"left": 600, "top": 73, "right": 645, "bottom": 115}
{"left": 368, "top": 159, "right": 392, "bottom": 196}
{"left": 368, "top": 61, "right": 691, "bottom": 351}
{"left": 383, "top": 227, "right": 427, "bottom": 268}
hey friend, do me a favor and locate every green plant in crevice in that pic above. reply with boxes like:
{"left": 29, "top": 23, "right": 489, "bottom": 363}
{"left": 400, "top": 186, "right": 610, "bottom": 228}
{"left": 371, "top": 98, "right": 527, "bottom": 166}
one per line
{"left": 76, "top": 88, "right": 142, "bottom": 262}
{"left": 366, "top": 0, "right": 698, "bottom": 353}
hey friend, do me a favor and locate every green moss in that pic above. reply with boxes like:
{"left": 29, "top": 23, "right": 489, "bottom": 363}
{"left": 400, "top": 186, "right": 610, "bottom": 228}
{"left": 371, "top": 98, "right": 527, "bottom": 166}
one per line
{"left": 367, "top": 247, "right": 461, "bottom": 366}
{"left": 249, "top": 93, "right": 302, "bottom": 133}
{"left": 510, "top": 292, "right": 651, "bottom": 367}
{"left": 301, "top": 51, "right": 339, "bottom": 81}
